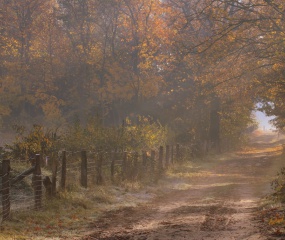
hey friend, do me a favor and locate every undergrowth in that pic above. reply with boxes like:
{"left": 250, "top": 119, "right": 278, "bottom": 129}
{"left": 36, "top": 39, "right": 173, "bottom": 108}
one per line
{"left": 271, "top": 166, "right": 285, "bottom": 202}
{"left": 257, "top": 153, "right": 285, "bottom": 237}
{"left": 0, "top": 184, "right": 142, "bottom": 239}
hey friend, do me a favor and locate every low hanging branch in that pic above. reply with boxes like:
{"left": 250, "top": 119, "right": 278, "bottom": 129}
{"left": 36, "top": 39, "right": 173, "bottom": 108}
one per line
{"left": 10, "top": 166, "right": 35, "bottom": 186}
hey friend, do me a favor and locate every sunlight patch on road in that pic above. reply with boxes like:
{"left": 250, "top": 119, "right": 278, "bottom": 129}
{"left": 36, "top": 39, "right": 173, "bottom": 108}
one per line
{"left": 239, "top": 199, "right": 256, "bottom": 204}
{"left": 167, "top": 171, "right": 212, "bottom": 179}
{"left": 239, "top": 145, "right": 282, "bottom": 154}
{"left": 170, "top": 182, "right": 247, "bottom": 191}
{"left": 167, "top": 170, "right": 257, "bottom": 181}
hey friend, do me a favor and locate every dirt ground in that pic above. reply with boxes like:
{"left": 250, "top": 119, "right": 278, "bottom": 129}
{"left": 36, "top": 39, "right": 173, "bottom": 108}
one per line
{"left": 80, "top": 132, "right": 285, "bottom": 240}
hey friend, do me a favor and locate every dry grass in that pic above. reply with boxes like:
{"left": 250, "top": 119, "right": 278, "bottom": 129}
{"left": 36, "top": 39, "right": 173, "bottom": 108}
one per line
{"left": 0, "top": 182, "right": 160, "bottom": 239}
{"left": 0, "top": 190, "right": 100, "bottom": 239}
{"left": 0, "top": 156, "right": 165, "bottom": 239}
{"left": 2, "top": 133, "right": 283, "bottom": 239}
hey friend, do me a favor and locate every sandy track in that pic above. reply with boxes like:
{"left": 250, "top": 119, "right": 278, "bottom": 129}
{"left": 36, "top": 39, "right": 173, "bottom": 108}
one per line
{"left": 82, "top": 133, "right": 284, "bottom": 240}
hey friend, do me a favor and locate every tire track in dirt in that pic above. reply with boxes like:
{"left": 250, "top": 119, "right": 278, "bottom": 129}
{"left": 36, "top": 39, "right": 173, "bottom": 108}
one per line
{"left": 81, "top": 133, "right": 284, "bottom": 240}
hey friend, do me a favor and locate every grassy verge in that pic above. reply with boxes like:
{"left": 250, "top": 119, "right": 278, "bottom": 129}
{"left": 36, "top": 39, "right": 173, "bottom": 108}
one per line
{"left": 0, "top": 149, "right": 253, "bottom": 239}
{"left": 255, "top": 151, "right": 285, "bottom": 239}
{"left": 0, "top": 180, "right": 167, "bottom": 240}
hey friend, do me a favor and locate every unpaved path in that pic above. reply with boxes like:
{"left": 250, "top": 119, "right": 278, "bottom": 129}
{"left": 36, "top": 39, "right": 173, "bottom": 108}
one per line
{"left": 82, "top": 133, "right": 285, "bottom": 240}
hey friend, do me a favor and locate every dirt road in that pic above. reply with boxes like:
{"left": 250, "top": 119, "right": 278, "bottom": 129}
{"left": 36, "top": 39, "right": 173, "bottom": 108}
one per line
{"left": 82, "top": 133, "right": 285, "bottom": 240}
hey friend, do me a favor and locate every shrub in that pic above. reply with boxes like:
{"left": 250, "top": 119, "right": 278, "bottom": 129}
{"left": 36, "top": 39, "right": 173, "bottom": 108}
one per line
{"left": 271, "top": 167, "right": 285, "bottom": 202}
{"left": 5, "top": 124, "right": 58, "bottom": 160}
{"left": 61, "top": 115, "right": 168, "bottom": 152}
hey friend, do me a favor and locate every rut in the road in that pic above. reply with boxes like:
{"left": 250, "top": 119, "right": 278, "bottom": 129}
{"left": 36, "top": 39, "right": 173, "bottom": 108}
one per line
{"left": 200, "top": 203, "right": 236, "bottom": 231}
{"left": 82, "top": 134, "right": 283, "bottom": 240}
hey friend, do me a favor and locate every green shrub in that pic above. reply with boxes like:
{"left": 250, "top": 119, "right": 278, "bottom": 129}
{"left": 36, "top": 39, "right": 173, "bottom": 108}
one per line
{"left": 5, "top": 124, "right": 58, "bottom": 160}
{"left": 271, "top": 167, "right": 285, "bottom": 202}
{"left": 61, "top": 115, "right": 168, "bottom": 152}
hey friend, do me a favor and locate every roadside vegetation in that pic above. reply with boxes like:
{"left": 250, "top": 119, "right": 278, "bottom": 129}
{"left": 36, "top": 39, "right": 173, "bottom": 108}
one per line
{"left": 3, "top": 0, "right": 285, "bottom": 239}
{"left": 258, "top": 149, "right": 285, "bottom": 238}
{"left": 0, "top": 116, "right": 257, "bottom": 239}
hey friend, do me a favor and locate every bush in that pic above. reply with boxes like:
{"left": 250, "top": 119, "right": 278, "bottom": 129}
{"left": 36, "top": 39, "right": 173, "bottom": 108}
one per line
{"left": 5, "top": 124, "right": 59, "bottom": 160}
{"left": 61, "top": 115, "right": 168, "bottom": 152}
{"left": 271, "top": 167, "right": 285, "bottom": 202}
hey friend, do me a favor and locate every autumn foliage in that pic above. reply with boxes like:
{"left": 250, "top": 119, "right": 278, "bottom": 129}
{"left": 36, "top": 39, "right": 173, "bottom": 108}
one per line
{"left": 1, "top": 0, "right": 283, "bottom": 151}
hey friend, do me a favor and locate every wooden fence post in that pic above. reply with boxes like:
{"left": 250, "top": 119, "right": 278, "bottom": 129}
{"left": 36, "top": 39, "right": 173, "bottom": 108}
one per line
{"left": 81, "top": 150, "right": 88, "bottom": 188}
{"left": 43, "top": 176, "right": 52, "bottom": 198}
{"left": 151, "top": 150, "right": 155, "bottom": 174}
{"left": 40, "top": 149, "right": 44, "bottom": 168}
{"left": 122, "top": 152, "right": 127, "bottom": 180}
{"left": 51, "top": 154, "right": 57, "bottom": 196}
{"left": 176, "top": 144, "right": 181, "bottom": 161}
{"left": 141, "top": 151, "right": 147, "bottom": 179}
{"left": 165, "top": 145, "right": 170, "bottom": 169}
{"left": 2, "top": 159, "right": 10, "bottom": 220}
{"left": 34, "top": 154, "right": 42, "bottom": 210}
{"left": 111, "top": 151, "right": 116, "bottom": 183}
{"left": 96, "top": 152, "right": 103, "bottom": 185}
{"left": 60, "top": 151, "right": 67, "bottom": 191}
{"left": 133, "top": 152, "right": 139, "bottom": 180}
{"left": 158, "top": 146, "right": 164, "bottom": 173}
{"left": 171, "top": 145, "right": 174, "bottom": 164}
{"left": 142, "top": 151, "right": 147, "bottom": 176}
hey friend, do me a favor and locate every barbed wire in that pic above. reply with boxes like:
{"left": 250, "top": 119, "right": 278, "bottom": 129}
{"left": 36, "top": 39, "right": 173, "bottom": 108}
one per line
{"left": 0, "top": 172, "right": 46, "bottom": 222}
{"left": 0, "top": 143, "right": 184, "bottom": 222}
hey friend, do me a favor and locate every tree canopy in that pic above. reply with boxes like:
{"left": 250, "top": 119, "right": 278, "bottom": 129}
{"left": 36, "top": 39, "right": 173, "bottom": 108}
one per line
{"left": 0, "top": 0, "right": 283, "bottom": 149}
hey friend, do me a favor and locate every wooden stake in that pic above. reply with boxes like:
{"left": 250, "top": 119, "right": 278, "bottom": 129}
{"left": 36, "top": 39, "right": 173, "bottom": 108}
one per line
{"left": 81, "top": 150, "right": 88, "bottom": 188}
{"left": 34, "top": 154, "right": 42, "bottom": 210}
{"left": 2, "top": 159, "right": 10, "bottom": 220}
{"left": 60, "top": 151, "right": 67, "bottom": 190}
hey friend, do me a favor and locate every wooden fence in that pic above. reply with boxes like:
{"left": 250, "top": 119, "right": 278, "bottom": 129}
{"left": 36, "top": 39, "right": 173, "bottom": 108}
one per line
{"left": 0, "top": 144, "right": 184, "bottom": 222}
{"left": 0, "top": 154, "right": 43, "bottom": 222}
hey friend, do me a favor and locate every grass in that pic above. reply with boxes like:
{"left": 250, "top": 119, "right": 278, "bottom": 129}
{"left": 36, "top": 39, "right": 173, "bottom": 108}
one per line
{"left": 2, "top": 136, "right": 282, "bottom": 240}
{"left": 1, "top": 191, "right": 96, "bottom": 239}
{"left": 0, "top": 180, "right": 163, "bottom": 239}
{"left": 0, "top": 153, "right": 174, "bottom": 239}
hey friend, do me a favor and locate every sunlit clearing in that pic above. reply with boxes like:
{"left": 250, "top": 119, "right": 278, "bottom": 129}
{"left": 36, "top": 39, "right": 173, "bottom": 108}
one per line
{"left": 253, "top": 110, "right": 276, "bottom": 132}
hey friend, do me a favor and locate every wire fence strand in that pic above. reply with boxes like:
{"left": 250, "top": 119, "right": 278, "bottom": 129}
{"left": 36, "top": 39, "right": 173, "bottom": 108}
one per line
{"left": 0, "top": 144, "right": 185, "bottom": 222}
